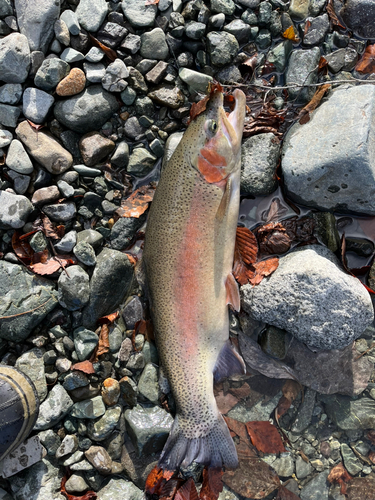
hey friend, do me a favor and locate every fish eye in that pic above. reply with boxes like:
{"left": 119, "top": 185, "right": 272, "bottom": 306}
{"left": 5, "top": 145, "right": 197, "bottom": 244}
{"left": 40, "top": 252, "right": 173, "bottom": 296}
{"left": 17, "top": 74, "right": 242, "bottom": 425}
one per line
{"left": 206, "top": 119, "right": 218, "bottom": 135}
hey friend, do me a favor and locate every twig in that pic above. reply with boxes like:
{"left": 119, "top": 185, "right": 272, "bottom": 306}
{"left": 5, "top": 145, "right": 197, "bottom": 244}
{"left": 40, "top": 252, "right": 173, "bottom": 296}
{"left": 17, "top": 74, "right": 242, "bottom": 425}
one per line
{"left": 49, "top": 240, "right": 70, "bottom": 278}
{"left": 0, "top": 297, "right": 53, "bottom": 320}
{"left": 222, "top": 78, "right": 373, "bottom": 91}
{"left": 355, "top": 342, "right": 375, "bottom": 360}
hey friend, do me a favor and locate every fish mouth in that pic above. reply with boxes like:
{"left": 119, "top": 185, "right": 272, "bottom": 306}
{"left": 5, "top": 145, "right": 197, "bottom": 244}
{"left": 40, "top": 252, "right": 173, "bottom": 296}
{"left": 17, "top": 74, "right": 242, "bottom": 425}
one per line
{"left": 219, "top": 89, "right": 246, "bottom": 150}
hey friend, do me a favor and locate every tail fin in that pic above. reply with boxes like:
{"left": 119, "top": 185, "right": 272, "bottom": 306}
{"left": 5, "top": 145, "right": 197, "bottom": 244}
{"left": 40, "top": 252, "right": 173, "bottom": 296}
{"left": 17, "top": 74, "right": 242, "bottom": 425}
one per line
{"left": 158, "top": 414, "right": 238, "bottom": 470}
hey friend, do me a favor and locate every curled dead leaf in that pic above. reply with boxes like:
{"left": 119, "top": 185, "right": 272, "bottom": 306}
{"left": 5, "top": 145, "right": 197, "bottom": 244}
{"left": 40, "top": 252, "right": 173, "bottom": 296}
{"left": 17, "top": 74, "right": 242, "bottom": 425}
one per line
{"left": 275, "top": 380, "right": 302, "bottom": 421}
{"left": 90, "top": 324, "right": 110, "bottom": 363}
{"left": 298, "top": 84, "right": 331, "bottom": 125}
{"left": 355, "top": 44, "right": 375, "bottom": 74}
{"left": 71, "top": 360, "right": 95, "bottom": 375}
{"left": 61, "top": 472, "right": 97, "bottom": 500}
{"left": 282, "top": 26, "right": 300, "bottom": 43}
{"left": 189, "top": 82, "right": 223, "bottom": 123}
{"left": 199, "top": 467, "right": 223, "bottom": 500}
{"left": 97, "top": 311, "right": 119, "bottom": 325}
{"left": 248, "top": 257, "right": 279, "bottom": 285}
{"left": 326, "top": 0, "right": 346, "bottom": 29}
{"left": 327, "top": 462, "right": 352, "bottom": 495}
{"left": 145, "top": 466, "right": 165, "bottom": 496}
{"left": 88, "top": 34, "right": 117, "bottom": 61}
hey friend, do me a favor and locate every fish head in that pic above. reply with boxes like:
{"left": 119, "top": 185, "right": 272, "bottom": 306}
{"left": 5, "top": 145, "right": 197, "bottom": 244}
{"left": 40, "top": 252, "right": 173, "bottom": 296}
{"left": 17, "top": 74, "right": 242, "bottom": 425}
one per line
{"left": 189, "top": 87, "right": 246, "bottom": 186}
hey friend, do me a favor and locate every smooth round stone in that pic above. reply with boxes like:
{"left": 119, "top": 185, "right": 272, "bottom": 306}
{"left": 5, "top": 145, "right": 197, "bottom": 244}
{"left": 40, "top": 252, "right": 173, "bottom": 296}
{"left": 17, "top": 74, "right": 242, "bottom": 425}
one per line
{"left": 57, "top": 179, "right": 74, "bottom": 198}
{"left": 0, "top": 33, "right": 30, "bottom": 83}
{"left": 42, "top": 202, "right": 76, "bottom": 222}
{"left": 101, "top": 379, "right": 120, "bottom": 406}
{"left": 58, "top": 265, "right": 90, "bottom": 311}
{"left": 83, "top": 62, "right": 106, "bottom": 83}
{"left": 73, "top": 241, "right": 96, "bottom": 266}
{"left": 76, "top": 229, "right": 103, "bottom": 248}
{"left": 121, "top": 0, "right": 157, "bottom": 27}
{"left": 22, "top": 87, "right": 54, "bottom": 124}
{"left": 73, "top": 165, "right": 102, "bottom": 177}
{"left": 76, "top": 0, "right": 108, "bottom": 32}
{"left": 0, "top": 103, "right": 21, "bottom": 127}
{"left": 54, "top": 85, "right": 119, "bottom": 133}
{"left": 34, "top": 58, "right": 70, "bottom": 91}
{"left": 7, "top": 171, "right": 30, "bottom": 194}
{"left": 85, "top": 47, "right": 104, "bottom": 63}
{"left": 60, "top": 10, "right": 80, "bottom": 36}
{"left": 65, "top": 474, "right": 89, "bottom": 494}
{"left": 60, "top": 48, "right": 84, "bottom": 63}
{"left": 54, "top": 19, "right": 70, "bottom": 46}
{"left": 5, "top": 139, "right": 33, "bottom": 174}
{"left": 0, "top": 128, "right": 12, "bottom": 147}
{"left": 56, "top": 68, "right": 86, "bottom": 97}
{"left": 140, "top": 28, "right": 169, "bottom": 60}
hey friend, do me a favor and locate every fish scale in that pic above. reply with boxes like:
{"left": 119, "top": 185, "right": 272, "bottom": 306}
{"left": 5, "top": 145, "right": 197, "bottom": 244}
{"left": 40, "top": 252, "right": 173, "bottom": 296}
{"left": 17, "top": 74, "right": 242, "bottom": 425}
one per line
{"left": 143, "top": 87, "right": 246, "bottom": 470}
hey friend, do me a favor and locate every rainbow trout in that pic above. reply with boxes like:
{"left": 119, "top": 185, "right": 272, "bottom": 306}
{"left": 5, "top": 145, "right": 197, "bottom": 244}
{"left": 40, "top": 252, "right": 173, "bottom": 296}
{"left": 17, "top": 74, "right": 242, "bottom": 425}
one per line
{"left": 143, "top": 87, "right": 246, "bottom": 470}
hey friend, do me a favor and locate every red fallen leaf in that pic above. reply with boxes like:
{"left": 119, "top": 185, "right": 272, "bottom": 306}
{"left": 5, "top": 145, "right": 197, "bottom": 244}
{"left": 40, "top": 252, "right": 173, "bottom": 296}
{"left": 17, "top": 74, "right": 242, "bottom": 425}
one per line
{"left": 175, "top": 478, "right": 199, "bottom": 500}
{"left": 275, "top": 484, "right": 300, "bottom": 500}
{"left": 72, "top": 360, "right": 95, "bottom": 374}
{"left": 355, "top": 44, "right": 375, "bottom": 74}
{"left": 189, "top": 82, "right": 223, "bottom": 123}
{"left": 145, "top": 465, "right": 165, "bottom": 496}
{"left": 328, "top": 462, "right": 352, "bottom": 495}
{"left": 257, "top": 222, "right": 292, "bottom": 255}
{"left": 248, "top": 257, "right": 279, "bottom": 286}
{"left": 275, "top": 380, "right": 302, "bottom": 421}
{"left": 125, "top": 253, "right": 138, "bottom": 266}
{"left": 90, "top": 324, "right": 110, "bottom": 363}
{"left": 304, "top": 20, "right": 312, "bottom": 36}
{"left": 246, "top": 421, "right": 286, "bottom": 454}
{"left": 326, "top": 0, "right": 346, "bottom": 29}
{"left": 224, "top": 416, "right": 252, "bottom": 446}
{"left": 145, "top": 0, "right": 160, "bottom": 4}
{"left": 12, "top": 231, "right": 34, "bottom": 265}
{"left": 233, "top": 227, "right": 258, "bottom": 286}
{"left": 318, "top": 56, "right": 328, "bottom": 70}
{"left": 160, "top": 478, "right": 182, "bottom": 500}
{"left": 97, "top": 311, "right": 119, "bottom": 325}
{"left": 27, "top": 119, "right": 45, "bottom": 130}
{"left": 228, "top": 381, "right": 251, "bottom": 401}
{"left": 223, "top": 455, "right": 280, "bottom": 498}
{"left": 116, "top": 184, "right": 156, "bottom": 218}
{"left": 30, "top": 255, "right": 76, "bottom": 276}
{"left": 214, "top": 387, "right": 239, "bottom": 415}
{"left": 56, "top": 224, "right": 65, "bottom": 239}
{"left": 61, "top": 473, "right": 96, "bottom": 500}
{"left": 241, "top": 55, "right": 258, "bottom": 71}
{"left": 41, "top": 213, "right": 61, "bottom": 240}
{"left": 88, "top": 34, "right": 117, "bottom": 61}
{"left": 199, "top": 467, "right": 223, "bottom": 500}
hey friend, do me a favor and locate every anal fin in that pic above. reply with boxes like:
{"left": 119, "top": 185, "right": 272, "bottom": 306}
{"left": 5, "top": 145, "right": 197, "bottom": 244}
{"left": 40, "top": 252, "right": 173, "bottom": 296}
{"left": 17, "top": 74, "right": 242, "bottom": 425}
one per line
{"left": 225, "top": 272, "right": 240, "bottom": 312}
{"left": 213, "top": 339, "right": 246, "bottom": 383}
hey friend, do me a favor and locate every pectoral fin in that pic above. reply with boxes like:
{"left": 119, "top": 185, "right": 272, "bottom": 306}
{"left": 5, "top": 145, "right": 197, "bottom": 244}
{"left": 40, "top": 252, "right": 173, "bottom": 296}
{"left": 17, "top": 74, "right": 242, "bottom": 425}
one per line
{"left": 213, "top": 340, "right": 246, "bottom": 383}
{"left": 216, "top": 176, "right": 231, "bottom": 222}
{"left": 225, "top": 272, "right": 240, "bottom": 312}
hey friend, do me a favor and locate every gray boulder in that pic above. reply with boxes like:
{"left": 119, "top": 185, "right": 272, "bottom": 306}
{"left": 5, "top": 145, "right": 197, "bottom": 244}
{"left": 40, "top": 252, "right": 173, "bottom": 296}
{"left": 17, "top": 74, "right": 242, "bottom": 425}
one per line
{"left": 54, "top": 85, "right": 119, "bottom": 133}
{"left": 34, "top": 384, "right": 73, "bottom": 430}
{"left": 241, "top": 133, "right": 280, "bottom": 195}
{"left": 82, "top": 248, "right": 134, "bottom": 328}
{"left": 121, "top": 0, "right": 157, "bottom": 28}
{"left": 206, "top": 31, "right": 239, "bottom": 67}
{"left": 282, "top": 84, "right": 375, "bottom": 215}
{"left": 0, "top": 261, "right": 58, "bottom": 341}
{"left": 22, "top": 87, "right": 55, "bottom": 124}
{"left": 0, "top": 33, "right": 30, "bottom": 83}
{"left": 285, "top": 47, "right": 320, "bottom": 103}
{"left": 0, "top": 190, "right": 33, "bottom": 228}
{"left": 57, "top": 265, "right": 90, "bottom": 311}
{"left": 341, "top": 0, "right": 375, "bottom": 39}
{"left": 75, "top": 0, "right": 107, "bottom": 32}
{"left": 241, "top": 245, "right": 374, "bottom": 350}
{"left": 15, "top": 0, "right": 60, "bottom": 53}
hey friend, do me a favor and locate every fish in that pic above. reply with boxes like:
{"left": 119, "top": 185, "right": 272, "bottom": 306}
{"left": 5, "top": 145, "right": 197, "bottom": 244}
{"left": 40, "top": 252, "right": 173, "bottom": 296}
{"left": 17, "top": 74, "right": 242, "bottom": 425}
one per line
{"left": 143, "top": 86, "right": 247, "bottom": 471}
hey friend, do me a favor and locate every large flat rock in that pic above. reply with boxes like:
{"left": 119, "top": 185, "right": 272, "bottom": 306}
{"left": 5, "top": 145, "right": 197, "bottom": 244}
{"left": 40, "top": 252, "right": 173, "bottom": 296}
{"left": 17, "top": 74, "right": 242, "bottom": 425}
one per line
{"left": 282, "top": 84, "right": 375, "bottom": 215}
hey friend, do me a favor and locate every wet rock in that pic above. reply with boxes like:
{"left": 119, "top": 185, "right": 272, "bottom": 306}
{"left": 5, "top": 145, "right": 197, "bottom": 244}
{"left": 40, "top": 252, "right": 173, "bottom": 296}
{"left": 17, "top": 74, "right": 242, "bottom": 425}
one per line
{"left": 0, "top": 33, "right": 30, "bottom": 83}
{"left": 211, "top": 0, "right": 235, "bottom": 15}
{"left": 87, "top": 406, "right": 122, "bottom": 441}
{"left": 272, "top": 453, "right": 294, "bottom": 477}
{"left": 110, "top": 215, "right": 147, "bottom": 250}
{"left": 341, "top": 0, "right": 375, "bottom": 39}
{"left": 291, "top": 388, "right": 316, "bottom": 433}
{"left": 56, "top": 67, "right": 86, "bottom": 96}
{"left": 34, "top": 58, "right": 70, "bottom": 91}
{"left": 73, "top": 327, "right": 99, "bottom": 361}
{"left": 6, "top": 139, "right": 34, "bottom": 174}
{"left": 341, "top": 443, "right": 362, "bottom": 475}
{"left": 22, "top": 87, "right": 54, "bottom": 124}
{"left": 0, "top": 260, "right": 57, "bottom": 341}
{"left": 325, "top": 47, "right": 358, "bottom": 73}
{"left": 124, "top": 405, "right": 173, "bottom": 455}
{"left": 320, "top": 394, "right": 375, "bottom": 430}
{"left": 285, "top": 47, "right": 320, "bottom": 103}
{"left": 16, "top": 348, "right": 47, "bottom": 402}
{"left": 76, "top": 0, "right": 108, "bottom": 32}
{"left": 102, "top": 58, "right": 129, "bottom": 92}
{"left": 312, "top": 212, "right": 340, "bottom": 253}
{"left": 127, "top": 147, "right": 156, "bottom": 177}
{"left": 43, "top": 202, "right": 76, "bottom": 222}
{"left": 303, "top": 13, "right": 329, "bottom": 46}
{"left": 54, "top": 85, "right": 119, "bottom": 134}
{"left": 97, "top": 478, "right": 144, "bottom": 500}
{"left": 71, "top": 396, "right": 106, "bottom": 419}
{"left": 228, "top": 390, "right": 281, "bottom": 422}
{"left": 0, "top": 191, "right": 33, "bottom": 228}
{"left": 138, "top": 363, "right": 159, "bottom": 404}
{"left": 300, "top": 470, "right": 329, "bottom": 500}
{"left": 148, "top": 85, "right": 184, "bottom": 109}
{"left": 30, "top": 231, "right": 48, "bottom": 252}
{"left": 241, "top": 245, "right": 374, "bottom": 350}
{"left": 79, "top": 132, "right": 115, "bottom": 167}
{"left": 121, "top": 0, "right": 157, "bottom": 28}
{"left": 282, "top": 85, "right": 375, "bottom": 215}
{"left": 85, "top": 446, "right": 112, "bottom": 475}
{"left": 206, "top": 31, "right": 239, "bottom": 67}
{"left": 82, "top": 248, "right": 134, "bottom": 329}
{"left": 0, "top": 83, "right": 23, "bottom": 104}
{"left": 16, "top": 120, "right": 73, "bottom": 174}
{"left": 8, "top": 458, "right": 64, "bottom": 500}
{"left": 111, "top": 141, "right": 129, "bottom": 167}
{"left": 296, "top": 455, "right": 313, "bottom": 479}
{"left": 241, "top": 133, "right": 280, "bottom": 196}
{"left": 35, "top": 384, "right": 73, "bottom": 430}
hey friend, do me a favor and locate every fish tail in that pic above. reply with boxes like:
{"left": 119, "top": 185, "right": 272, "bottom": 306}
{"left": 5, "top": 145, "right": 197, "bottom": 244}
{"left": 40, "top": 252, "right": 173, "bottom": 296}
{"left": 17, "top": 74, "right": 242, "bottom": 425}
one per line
{"left": 158, "top": 413, "right": 238, "bottom": 471}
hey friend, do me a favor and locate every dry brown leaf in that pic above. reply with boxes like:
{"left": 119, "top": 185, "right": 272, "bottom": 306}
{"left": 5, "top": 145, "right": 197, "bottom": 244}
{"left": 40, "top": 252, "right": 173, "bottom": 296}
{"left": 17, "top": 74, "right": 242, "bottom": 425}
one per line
{"left": 199, "top": 467, "right": 223, "bottom": 500}
{"left": 90, "top": 324, "right": 110, "bottom": 363}
{"left": 282, "top": 26, "right": 300, "bottom": 43}
{"left": 30, "top": 255, "right": 76, "bottom": 275}
{"left": 41, "top": 213, "right": 61, "bottom": 239}
{"left": 249, "top": 257, "right": 279, "bottom": 285}
{"left": 61, "top": 472, "right": 97, "bottom": 500}
{"left": 145, "top": 0, "right": 159, "bottom": 3}
{"left": 175, "top": 478, "right": 199, "bottom": 500}
{"left": 72, "top": 360, "right": 95, "bottom": 375}
{"left": 318, "top": 56, "right": 328, "bottom": 70}
{"left": 223, "top": 416, "right": 253, "bottom": 446}
{"left": 326, "top": 0, "right": 346, "bottom": 29}
{"left": 242, "top": 54, "right": 258, "bottom": 71}
{"left": 116, "top": 184, "right": 156, "bottom": 218}
{"left": 12, "top": 231, "right": 34, "bottom": 265}
{"left": 246, "top": 421, "right": 286, "bottom": 454}
{"left": 355, "top": 44, "right": 375, "bottom": 74}
{"left": 160, "top": 478, "right": 182, "bottom": 500}
{"left": 88, "top": 34, "right": 117, "bottom": 61}
{"left": 189, "top": 82, "right": 223, "bottom": 123}
{"left": 98, "top": 311, "right": 119, "bottom": 325}
{"left": 275, "top": 380, "right": 302, "bottom": 420}
{"left": 145, "top": 466, "right": 165, "bottom": 496}
{"left": 27, "top": 119, "right": 45, "bottom": 130}
{"left": 214, "top": 387, "right": 239, "bottom": 415}
{"left": 328, "top": 463, "right": 352, "bottom": 495}
{"left": 298, "top": 84, "right": 331, "bottom": 125}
